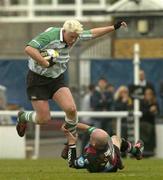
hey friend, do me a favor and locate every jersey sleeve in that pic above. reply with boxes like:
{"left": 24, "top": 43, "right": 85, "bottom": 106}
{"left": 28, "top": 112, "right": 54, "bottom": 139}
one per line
{"left": 79, "top": 30, "right": 93, "bottom": 41}
{"left": 27, "top": 27, "right": 58, "bottom": 50}
{"left": 87, "top": 126, "right": 96, "bottom": 135}
{"left": 27, "top": 31, "right": 51, "bottom": 50}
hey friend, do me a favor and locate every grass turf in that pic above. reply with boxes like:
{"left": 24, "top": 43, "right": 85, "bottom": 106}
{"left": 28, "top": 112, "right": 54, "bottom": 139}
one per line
{"left": 0, "top": 158, "right": 163, "bottom": 180}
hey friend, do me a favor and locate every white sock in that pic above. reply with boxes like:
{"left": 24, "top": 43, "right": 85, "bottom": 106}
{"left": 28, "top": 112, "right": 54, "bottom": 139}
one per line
{"left": 65, "top": 115, "right": 78, "bottom": 135}
{"left": 24, "top": 111, "right": 36, "bottom": 123}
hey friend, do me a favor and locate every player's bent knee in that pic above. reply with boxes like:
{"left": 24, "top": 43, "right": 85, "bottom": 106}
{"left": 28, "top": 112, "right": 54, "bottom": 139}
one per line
{"left": 65, "top": 105, "right": 77, "bottom": 118}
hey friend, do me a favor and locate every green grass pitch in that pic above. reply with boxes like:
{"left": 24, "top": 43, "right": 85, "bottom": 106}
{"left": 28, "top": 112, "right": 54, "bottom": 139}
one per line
{"left": 0, "top": 158, "right": 163, "bottom": 180}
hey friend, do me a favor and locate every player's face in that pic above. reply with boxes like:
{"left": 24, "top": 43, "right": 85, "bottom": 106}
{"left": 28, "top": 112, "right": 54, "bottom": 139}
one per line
{"left": 63, "top": 31, "right": 79, "bottom": 47}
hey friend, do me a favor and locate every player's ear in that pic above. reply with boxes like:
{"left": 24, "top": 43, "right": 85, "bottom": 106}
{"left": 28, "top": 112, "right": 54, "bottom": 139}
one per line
{"left": 92, "top": 141, "right": 96, "bottom": 147}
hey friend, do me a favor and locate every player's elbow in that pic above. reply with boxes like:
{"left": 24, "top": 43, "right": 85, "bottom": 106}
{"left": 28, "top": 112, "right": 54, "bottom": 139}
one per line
{"left": 24, "top": 46, "right": 37, "bottom": 56}
{"left": 24, "top": 46, "right": 32, "bottom": 55}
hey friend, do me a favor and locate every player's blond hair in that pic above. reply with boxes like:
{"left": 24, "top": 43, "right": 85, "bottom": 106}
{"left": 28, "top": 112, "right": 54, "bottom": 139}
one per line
{"left": 63, "top": 19, "right": 83, "bottom": 34}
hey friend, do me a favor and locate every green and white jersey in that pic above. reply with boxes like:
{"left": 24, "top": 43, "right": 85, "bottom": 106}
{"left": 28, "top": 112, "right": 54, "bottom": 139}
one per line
{"left": 27, "top": 27, "right": 93, "bottom": 78}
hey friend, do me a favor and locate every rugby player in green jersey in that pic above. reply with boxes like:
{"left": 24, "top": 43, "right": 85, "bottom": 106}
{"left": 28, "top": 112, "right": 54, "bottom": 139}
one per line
{"left": 16, "top": 19, "right": 127, "bottom": 137}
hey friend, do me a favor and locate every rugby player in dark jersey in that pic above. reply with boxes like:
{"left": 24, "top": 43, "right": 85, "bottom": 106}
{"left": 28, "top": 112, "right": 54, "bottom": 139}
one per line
{"left": 61, "top": 123, "right": 144, "bottom": 173}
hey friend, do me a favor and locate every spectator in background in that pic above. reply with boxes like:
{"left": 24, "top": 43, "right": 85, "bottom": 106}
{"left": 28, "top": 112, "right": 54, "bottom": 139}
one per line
{"left": 107, "top": 83, "right": 115, "bottom": 95}
{"left": 114, "top": 86, "right": 132, "bottom": 112}
{"left": 114, "top": 86, "right": 133, "bottom": 138}
{"left": 140, "top": 88, "right": 159, "bottom": 157}
{"left": 129, "top": 69, "right": 155, "bottom": 100}
{"left": 139, "top": 70, "right": 155, "bottom": 94}
{"left": 90, "top": 77, "right": 114, "bottom": 134}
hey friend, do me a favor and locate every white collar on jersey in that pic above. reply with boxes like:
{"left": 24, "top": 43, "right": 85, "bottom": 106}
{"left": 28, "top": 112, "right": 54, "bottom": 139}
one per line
{"left": 60, "top": 28, "right": 64, "bottom": 42}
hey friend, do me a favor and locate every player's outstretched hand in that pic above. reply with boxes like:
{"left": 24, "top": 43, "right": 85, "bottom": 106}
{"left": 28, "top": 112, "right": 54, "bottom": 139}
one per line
{"left": 114, "top": 21, "right": 127, "bottom": 30}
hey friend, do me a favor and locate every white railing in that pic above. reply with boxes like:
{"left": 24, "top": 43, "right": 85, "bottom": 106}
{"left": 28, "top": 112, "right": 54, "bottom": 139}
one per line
{"left": 133, "top": 43, "right": 140, "bottom": 143}
{"left": 0, "top": 0, "right": 111, "bottom": 22}
{"left": 0, "top": 110, "right": 142, "bottom": 159}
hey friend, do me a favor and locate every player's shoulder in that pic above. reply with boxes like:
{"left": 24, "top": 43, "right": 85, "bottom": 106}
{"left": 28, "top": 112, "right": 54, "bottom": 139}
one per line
{"left": 44, "top": 27, "right": 61, "bottom": 33}
{"left": 38, "top": 27, "right": 61, "bottom": 41}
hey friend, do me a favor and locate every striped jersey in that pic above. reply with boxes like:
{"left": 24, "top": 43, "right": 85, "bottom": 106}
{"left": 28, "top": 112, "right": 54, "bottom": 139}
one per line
{"left": 27, "top": 27, "right": 92, "bottom": 78}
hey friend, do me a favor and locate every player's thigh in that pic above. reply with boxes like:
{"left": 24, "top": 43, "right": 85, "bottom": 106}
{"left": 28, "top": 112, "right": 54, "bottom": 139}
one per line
{"left": 31, "top": 100, "right": 51, "bottom": 121}
{"left": 52, "top": 87, "right": 77, "bottom": 113}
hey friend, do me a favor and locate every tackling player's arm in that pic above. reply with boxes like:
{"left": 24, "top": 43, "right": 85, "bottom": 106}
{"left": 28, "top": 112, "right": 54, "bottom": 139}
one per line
{"left": 62, "top": 122, "right": 96, "bottom": 134}
{"left": 62, "top": 123, "right": 96, "bottom": 169}
{"left": 68, "top": 145, "right": 86, "bottom": 169}
{"left": 77, "top": 123, "right": 96, "bottom": 134}
{"left": 65, "top": 131, "right": 86, "bottom": 169}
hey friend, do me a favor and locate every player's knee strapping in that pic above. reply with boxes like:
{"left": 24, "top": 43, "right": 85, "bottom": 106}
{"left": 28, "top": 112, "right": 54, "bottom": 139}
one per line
{"left": 65, "top": 115, "right": 79, "bottom": 135}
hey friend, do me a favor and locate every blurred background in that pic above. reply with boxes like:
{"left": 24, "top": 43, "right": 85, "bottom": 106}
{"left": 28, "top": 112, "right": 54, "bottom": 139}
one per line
{"left": 0, "top": 0, "right": 163, "bottom": 159}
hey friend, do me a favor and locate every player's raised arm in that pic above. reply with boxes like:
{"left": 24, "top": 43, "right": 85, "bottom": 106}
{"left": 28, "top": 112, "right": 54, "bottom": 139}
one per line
{"left": 25, "top": 46, "right": 49, "bottom": 68}
{"left": 91, "top": 21, "right": 127, "bottom": 38}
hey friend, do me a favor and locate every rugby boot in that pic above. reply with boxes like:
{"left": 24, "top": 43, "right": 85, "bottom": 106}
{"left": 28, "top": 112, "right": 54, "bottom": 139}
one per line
{"left": 16, "top": 111, "right": 27, "bottom": 137}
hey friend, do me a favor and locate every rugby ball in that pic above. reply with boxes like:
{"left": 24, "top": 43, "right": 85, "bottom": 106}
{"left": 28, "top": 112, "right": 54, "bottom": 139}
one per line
{"left": 40, "top": 49, "right": 59, "bottom": 60}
